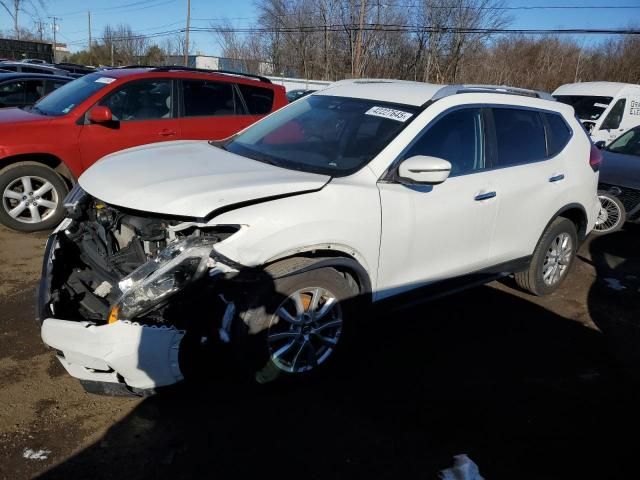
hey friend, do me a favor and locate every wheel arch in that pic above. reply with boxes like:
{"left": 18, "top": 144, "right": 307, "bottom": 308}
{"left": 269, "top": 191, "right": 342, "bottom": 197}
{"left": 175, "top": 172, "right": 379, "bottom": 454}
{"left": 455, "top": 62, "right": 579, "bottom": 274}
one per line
{"left": 263, "top": 251, "right": 373, "bottom": 303}
{"left": 0, "top": 154, "right": 76, "bottom": 188}
{"left": 552, "top": 203, "right": 589, "bottom": 243}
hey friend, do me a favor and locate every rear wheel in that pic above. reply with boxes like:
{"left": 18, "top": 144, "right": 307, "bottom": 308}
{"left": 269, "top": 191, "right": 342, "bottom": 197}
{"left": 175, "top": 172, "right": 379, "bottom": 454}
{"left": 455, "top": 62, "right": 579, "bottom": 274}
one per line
{"left": 593, "top": 191, "right": 626, "bottom": 236}
{"left": 515, "top": 217, "right": 578, "bottom": 296}
{"left": 0, "top": 162, "right": 68, "bottom": 232}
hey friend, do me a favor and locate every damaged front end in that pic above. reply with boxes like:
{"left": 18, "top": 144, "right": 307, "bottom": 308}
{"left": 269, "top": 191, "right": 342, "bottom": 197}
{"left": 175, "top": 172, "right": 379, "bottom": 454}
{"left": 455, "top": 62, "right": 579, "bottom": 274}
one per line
{"left": 38, "top": 186, "right": 241, "bottom": 395}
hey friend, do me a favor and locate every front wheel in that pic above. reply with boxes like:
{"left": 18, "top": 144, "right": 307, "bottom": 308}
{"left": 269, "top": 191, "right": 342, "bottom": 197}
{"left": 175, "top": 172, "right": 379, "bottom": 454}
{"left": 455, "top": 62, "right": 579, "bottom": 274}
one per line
{"left": 515, "top": 217, "right": 578, "bottom": 296}
{"left": 593, "top": 191, "right": 626, "bottom": 236}
{"left": 0, "top": 162, "right": 69, "bottom": 232}
{"left": 235, "top": 267, "right": 359, "bottom": 384}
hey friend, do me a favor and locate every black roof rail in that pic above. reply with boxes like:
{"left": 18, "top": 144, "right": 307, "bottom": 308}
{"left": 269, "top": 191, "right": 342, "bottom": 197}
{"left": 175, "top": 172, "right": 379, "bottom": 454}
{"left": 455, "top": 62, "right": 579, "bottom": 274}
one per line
{"left": 147, "top": 65, "right": 272, "bottom": 83}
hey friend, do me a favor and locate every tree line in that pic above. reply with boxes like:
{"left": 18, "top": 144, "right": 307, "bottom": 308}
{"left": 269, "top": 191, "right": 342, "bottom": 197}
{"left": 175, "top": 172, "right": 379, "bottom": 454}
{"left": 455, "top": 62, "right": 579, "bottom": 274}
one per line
{"left": 3, "top": 0, "right": 638, "bottom": 92}
{"left": 215, "top": 0, "right": 640, "bottom": 91}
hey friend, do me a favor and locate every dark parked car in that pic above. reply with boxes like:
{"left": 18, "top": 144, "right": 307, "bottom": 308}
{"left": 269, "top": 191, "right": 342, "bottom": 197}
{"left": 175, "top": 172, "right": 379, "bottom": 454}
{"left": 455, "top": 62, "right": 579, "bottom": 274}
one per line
{"left": 286, "top": 89, "right": 315, "bottom": 102}
{"left": 593, "top": 126, "right": 640, "bottom": 234}
{"left": 0, "top": 61, "right": 70, "bottom": 76}
{"left": 0, "top": 72, "right": 71, "bottom": 108}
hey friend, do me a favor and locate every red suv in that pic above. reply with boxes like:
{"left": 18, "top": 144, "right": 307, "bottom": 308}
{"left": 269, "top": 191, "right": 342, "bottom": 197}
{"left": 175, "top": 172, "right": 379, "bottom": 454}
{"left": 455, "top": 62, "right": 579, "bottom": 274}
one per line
{"left": 0, "top": 67, "right": 287, "bottom": 231}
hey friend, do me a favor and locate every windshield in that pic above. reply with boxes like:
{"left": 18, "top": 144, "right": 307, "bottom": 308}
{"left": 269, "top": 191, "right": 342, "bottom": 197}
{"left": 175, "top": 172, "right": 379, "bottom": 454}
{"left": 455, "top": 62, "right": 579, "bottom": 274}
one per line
{"left": 226, "top": 95, "right": 418, "bottom": 176}
{"left": 607, "top": 127, "right": 640, "bottom": 156}
{"left": 32, "top": 72, "right": 115, "bottom": 116}
{"left": 554, "top": 95, "right": 613, "bottom": 121}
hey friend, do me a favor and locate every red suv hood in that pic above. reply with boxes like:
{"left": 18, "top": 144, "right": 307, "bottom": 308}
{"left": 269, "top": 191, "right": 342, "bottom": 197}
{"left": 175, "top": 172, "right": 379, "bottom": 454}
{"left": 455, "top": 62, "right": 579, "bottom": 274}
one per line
{"left": 0, "top": 107, "right": 52, "bottom": 125}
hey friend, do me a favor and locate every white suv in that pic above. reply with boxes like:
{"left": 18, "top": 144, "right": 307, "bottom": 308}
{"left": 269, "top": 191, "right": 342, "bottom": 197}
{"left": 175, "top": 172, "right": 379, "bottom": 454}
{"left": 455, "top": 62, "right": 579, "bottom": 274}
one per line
{"left": 38, "top": 81, "right": 602, "bottom": 395}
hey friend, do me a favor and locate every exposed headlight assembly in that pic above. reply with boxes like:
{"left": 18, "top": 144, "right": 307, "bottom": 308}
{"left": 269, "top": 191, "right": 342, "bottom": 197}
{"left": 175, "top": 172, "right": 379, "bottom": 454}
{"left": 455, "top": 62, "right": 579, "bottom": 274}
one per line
{"left": 109, "top": 237, "right": 217, "bottom": 322}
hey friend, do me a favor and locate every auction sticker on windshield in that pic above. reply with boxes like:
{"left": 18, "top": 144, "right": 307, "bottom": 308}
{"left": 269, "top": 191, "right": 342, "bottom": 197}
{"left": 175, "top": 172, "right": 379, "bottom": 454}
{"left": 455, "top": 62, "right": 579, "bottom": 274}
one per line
{"left": 365, "top": 106, "right": 413, "bottom": 122}
{"left": 94, "top": 77, "right": 116, "bottom": 84}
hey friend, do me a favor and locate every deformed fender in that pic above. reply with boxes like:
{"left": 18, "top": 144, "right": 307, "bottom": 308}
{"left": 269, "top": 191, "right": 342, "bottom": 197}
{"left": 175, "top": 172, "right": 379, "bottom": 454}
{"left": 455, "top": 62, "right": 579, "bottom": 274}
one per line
{"left": 264, "top": 255, "right": 372, "bottom": 298}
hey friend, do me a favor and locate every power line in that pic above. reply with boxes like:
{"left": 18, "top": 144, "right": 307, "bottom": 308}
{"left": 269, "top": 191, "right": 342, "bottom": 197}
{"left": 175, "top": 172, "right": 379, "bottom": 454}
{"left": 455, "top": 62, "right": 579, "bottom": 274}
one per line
{"left": 61, "top": 24, "right": 640, "bottom": 47}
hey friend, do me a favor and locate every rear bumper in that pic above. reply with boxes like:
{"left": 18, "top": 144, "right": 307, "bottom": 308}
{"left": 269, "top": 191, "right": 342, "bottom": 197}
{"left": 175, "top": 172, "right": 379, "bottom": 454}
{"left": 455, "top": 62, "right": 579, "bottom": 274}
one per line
{"left": 41, "top": 318, "right": 185, "bottom": 391}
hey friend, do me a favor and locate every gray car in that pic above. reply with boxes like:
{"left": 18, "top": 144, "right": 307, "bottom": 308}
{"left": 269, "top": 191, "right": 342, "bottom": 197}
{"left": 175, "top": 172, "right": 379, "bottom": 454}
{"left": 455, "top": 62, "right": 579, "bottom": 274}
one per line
{"left": 594, "top": 126, "right": 640, "bottom": 234}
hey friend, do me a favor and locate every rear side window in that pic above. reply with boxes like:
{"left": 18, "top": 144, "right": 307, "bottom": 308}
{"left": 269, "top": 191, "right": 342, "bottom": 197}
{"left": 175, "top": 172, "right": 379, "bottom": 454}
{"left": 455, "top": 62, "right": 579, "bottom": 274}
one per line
{"left": 0, "top": 80, "right": 25, "bottom": 106}
{"left": 492, "top": 108, "right": 546, "bottom": 166}
{"left": 237, "top": 84, "right": 274, "bottom": 115}
{"left": 403, "top": 108, "right": 485, "bottom": 176}
{"left": 183, "top": 80, "right": 236, "bottom": 117}
{"left": 544, "top": 113, "right": 572, "bottom": 156}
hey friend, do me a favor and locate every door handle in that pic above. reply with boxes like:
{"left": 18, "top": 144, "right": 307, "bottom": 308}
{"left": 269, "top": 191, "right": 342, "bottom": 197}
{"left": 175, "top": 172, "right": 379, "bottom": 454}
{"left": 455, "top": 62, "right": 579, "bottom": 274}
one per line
{"left": 549, "top": 174, "right": 565, "bottom": 183}
{"left": 159, "top": 129, "right": 177, "bottom": 137}
{"left": 474, "top": 191, "right": 496, "bottom": 201}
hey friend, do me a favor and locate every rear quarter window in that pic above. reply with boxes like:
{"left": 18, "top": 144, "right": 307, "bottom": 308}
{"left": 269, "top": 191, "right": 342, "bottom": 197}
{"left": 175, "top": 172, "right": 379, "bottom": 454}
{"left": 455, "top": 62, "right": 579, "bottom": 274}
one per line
{"left": 492, "top": 108, "right": 546, "bottom": 166}
{"left": 544, "top": 113, "right": 572, "bottom": 157}
{"left": 237, "top": 84, "right": 274, "bottom": 115}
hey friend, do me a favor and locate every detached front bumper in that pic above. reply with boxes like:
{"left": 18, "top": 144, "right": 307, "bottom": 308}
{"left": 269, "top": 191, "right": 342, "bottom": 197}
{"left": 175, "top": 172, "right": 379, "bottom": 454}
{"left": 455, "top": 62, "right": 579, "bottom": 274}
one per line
{"left": 41, "top": 318, "right": 185, "bottom": 392}
{"left": 38, "top": 230, "right": 185, "bottom": 394}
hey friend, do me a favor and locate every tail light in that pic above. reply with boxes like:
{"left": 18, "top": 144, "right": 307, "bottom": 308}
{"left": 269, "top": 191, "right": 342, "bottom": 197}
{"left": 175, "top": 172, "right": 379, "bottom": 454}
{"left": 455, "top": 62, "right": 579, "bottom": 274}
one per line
{"left": 589, "top": 144, "right": 602, "bottom": 172}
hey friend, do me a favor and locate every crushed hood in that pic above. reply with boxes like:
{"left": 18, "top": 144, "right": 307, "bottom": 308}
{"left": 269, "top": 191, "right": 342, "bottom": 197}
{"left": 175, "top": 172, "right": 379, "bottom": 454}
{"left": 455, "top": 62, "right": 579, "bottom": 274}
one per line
{"left": 79, "top": 140, "right": 331, "bottom": 219}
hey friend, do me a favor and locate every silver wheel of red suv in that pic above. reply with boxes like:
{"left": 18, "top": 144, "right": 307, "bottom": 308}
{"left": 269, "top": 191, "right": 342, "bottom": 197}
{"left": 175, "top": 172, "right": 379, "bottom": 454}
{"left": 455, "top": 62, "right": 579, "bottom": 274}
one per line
{"left": 0, "top": 162, "right": 68, "bottom": 232}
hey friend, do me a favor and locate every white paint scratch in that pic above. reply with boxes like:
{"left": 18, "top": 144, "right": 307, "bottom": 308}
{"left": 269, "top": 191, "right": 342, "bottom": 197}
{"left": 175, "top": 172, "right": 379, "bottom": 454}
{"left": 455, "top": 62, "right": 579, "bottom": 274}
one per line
{"left": 23, "top": 448, "right": 51, "bottom": 460}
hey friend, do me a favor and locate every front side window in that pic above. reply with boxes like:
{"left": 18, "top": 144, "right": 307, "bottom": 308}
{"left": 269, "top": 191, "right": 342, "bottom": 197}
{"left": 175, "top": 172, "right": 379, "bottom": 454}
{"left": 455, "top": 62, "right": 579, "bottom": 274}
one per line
{"left": 33, "top": 73, "right": 112, "bottom": 116}
{"left": 402, "top": 108, "right": 485, "bottom": 176}
{"left": 554, "top": 95, "right": 612, "bottom": 120}
{"left": 600, "top": 98, "right": 626, "bottom": 130}
{"left": 100, "top": 79, "right": 172, "bottom": 121}
{"left": 183, "top": 80, "right": 236, "bottom": 117}
{"left": 237, "top": 84, "right": 274, "bottom": 115}
{"left": 226, "top": 95, "right": 417, "bottom": 176}
{"left": 492, "top": 108, "right": 546, "bottom": 166}
{"left": 607, "top": 127, "right": 640, "bottom": 156}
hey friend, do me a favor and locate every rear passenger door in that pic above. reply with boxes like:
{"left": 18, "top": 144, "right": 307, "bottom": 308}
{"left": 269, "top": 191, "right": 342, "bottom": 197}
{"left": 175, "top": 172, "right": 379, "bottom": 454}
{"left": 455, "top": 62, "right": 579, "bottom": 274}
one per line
{"left": 179, "top": 79, "right": 253, "bottom": 140}
{"left": 487, "top": 107, "right": 571, "bottom": 265}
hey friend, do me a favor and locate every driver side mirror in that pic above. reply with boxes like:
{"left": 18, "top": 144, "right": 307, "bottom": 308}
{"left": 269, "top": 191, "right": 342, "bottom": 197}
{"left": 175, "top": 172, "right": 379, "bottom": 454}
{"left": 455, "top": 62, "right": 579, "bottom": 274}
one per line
{"left": 88, "top": 105, "right": 113, "bottom": 124}
{"left": 594, "top": 141, "right": 606, "bottom": 149}
{"left": 397, "top": 155, "right": 452, "bottom": 185}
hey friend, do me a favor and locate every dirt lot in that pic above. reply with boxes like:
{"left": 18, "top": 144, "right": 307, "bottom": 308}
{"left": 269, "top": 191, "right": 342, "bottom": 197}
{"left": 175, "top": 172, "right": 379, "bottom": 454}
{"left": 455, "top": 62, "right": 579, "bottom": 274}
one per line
{"left": 0, "top": 224, "right": 639, "bottom": 480}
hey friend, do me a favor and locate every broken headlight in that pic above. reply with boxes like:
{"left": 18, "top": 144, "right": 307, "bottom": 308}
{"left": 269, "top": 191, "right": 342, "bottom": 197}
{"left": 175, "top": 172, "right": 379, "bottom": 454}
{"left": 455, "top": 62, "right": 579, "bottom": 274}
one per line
{"left": 111, "top": 237, "right": 217, "bottom": 321}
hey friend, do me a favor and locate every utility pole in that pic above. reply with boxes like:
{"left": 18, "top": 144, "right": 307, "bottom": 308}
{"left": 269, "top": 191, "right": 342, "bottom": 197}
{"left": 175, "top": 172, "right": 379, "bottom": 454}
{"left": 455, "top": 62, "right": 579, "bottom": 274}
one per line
{"left": 49, "top": 17, "right": 61, "bottom": 63}
{"left": 88, "top": 11, "right": 92, "bottom": 65}
{"left": 35, "top": 21, "right": 45, "bottom": 41}
{"left": 184, "top": 0, "right": 190, "bottom": 66}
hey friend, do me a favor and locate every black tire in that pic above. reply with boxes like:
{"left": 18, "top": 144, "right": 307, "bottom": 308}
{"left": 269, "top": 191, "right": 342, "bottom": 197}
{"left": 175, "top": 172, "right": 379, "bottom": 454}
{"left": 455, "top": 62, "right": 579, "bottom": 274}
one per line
{"left": 233, "top": 267, "right": 359, "bottom": 384}
{"left": 0, "top": 162, "right": 68, "bottom": 232}
{"left": 515, "top": 217, "right": 578, "bottom": 296}
{"left": 592, "top": 190, "right": 626, "bottom": 236}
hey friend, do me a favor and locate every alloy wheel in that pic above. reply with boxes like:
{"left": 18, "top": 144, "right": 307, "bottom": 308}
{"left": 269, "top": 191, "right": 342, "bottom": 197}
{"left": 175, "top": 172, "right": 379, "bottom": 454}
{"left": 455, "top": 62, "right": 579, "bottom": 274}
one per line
{"left": 542, "top": 232, "right": 573, "bottom": 286}
{"left": 594, "top": 195, "right": 622, "bottom": 233}
{"left": 267, "top": 287, "right": 343, "bottom": 373}
{"left": 2, "top": 175, "right": 59, "bottom": 224}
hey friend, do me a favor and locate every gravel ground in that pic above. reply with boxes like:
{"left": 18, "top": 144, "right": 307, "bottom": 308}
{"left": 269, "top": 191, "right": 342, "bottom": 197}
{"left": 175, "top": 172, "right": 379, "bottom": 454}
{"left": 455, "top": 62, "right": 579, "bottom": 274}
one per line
{"left": 0, "top": 224, "right": 639, "bottom": 480}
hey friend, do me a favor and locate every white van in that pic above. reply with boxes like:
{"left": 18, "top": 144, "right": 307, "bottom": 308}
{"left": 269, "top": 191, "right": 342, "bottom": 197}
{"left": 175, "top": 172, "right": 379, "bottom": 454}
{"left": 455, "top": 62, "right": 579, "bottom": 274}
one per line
{"left": 553, "top": 82, "right": 640, "bottom": 145}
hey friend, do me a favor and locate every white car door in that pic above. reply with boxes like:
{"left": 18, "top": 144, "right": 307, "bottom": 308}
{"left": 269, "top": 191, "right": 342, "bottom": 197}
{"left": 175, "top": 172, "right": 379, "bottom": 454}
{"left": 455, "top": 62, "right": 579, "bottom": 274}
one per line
{"left": 486, "top": 107, "right": 569, "bottom": 265}
{"left": 376, "top": 107, "right": 499, "bottom": 300}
